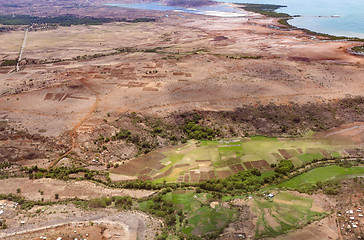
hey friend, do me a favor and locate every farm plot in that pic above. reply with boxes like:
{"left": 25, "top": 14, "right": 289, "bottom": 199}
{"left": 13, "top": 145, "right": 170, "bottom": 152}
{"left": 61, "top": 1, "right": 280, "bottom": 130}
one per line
{"left": 162, "top": 191, "right": 236, "bottom": 236}
{"left": 277, "top": 165, "right": 364, "bottom": 191}
{"left": 241, "top": 136, "right": 347, "bottom": 167}
{"left": 110, "top": 151, "right": 166, "bottom": 177}
{"left": 111, "top": 135, "right": 356, "bottom": 183}
{"left": 253, "top": 192, "right": 327, "bottom": 239}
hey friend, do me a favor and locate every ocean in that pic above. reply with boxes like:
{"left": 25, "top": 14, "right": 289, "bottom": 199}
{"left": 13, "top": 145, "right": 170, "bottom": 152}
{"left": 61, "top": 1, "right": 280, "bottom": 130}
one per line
{"left": 216, "top": 0, "right": 364, "bottom": 38}
{"left": 106, "top": 0, "right": 364, "bottom": 38}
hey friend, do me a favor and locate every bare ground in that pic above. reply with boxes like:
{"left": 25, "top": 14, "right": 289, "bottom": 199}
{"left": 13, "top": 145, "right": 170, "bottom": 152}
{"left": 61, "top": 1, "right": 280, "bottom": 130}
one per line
{"left": 0, "top": 178, "right": 155, "bottom": 201}
{"left": 0, "top": 203, "right": 161, "bottom": 240}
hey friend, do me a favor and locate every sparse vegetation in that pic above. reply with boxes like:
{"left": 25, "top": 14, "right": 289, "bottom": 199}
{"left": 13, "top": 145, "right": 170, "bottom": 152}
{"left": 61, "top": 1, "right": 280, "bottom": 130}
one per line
{"left": 0, "top": 15, "right": 155, "bottom": 26}
{"left": 352, "top": 45, "right": 364, "bottom": 54}
{"left": 1, "top": 59, "right": 17, "bottom": 67}
{"left": 237, "top": 3, "right": 290, "bottom": 18}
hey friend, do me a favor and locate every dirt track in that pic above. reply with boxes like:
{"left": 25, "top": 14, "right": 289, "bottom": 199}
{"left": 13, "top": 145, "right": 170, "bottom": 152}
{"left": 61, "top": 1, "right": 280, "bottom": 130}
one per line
{"left": 315, "top": 122, "right": 364, "bottom": 144}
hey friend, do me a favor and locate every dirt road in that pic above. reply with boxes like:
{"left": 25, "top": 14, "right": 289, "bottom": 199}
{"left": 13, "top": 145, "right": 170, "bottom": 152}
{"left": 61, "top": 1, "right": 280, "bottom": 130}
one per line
{"left": 0, "top": 211, "right": 154, "bottom": 240}
{"left": 16, "top": 28, "right": 28, "bottom": 72}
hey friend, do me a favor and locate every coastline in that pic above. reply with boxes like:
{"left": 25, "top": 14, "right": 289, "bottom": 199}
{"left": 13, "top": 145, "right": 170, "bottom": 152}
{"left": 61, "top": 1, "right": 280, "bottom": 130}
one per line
{"left": 232, "top": 3, "right": 364, "bottom": 55}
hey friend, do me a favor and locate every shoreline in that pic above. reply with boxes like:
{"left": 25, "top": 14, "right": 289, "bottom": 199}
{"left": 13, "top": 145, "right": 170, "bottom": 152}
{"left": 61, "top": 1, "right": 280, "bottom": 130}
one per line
{"left": 232, "top": 3, "right": 364, "bottom": 55}
{"left": 105, "top": 1, "right": 364, "bottom": 55}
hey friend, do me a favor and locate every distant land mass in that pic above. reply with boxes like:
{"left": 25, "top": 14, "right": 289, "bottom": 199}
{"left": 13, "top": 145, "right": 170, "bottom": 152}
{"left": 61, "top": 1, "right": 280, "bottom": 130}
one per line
{"left": 163, "top": 0, "right": 217, "bottom": 7}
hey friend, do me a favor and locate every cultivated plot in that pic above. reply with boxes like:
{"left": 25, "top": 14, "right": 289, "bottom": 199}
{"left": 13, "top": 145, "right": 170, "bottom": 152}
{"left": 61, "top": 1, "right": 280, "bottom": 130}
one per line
{"left": 112, "top": 135, "right": 354, "bottom": 183}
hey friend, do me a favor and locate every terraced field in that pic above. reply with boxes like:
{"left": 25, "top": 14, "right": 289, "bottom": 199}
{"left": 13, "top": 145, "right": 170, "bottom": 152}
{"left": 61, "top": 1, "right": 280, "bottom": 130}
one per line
{"left": 111, "top": 135, "right": 354, "bottom": 183}
{"left": 253, "top": 192, "right": 327, "bottom": 239}
{"left": 139, "top": 191, "right": 237, "bottom": 236}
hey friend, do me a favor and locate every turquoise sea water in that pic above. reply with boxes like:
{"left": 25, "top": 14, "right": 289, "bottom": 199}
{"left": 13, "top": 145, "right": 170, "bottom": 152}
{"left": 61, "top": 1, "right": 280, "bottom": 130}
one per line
{"left": 106, "top": 0, "right": 364, "bottom": 38}
{"left": 217, "top": 0, "right": 364, "bottom": 38}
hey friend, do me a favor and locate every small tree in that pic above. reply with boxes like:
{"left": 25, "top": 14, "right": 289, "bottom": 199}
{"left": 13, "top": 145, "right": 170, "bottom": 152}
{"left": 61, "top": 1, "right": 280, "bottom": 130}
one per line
{"left": 16, "top": 188, "right": 21, "bottom": 194}
{"left": 55, "top": 193, "right": 59, "bottom": 200}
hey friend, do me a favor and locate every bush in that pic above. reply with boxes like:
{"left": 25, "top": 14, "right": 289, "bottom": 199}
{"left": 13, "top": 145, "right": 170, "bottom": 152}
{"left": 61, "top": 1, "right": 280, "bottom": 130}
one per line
{"left": 274, "top": 159, "right": 294, "bottom": 175}
{"left": 1, "top": 59, "right": 17, "bottom": 66}
{"left": 165, "top": 214, "right": 176, "bottom": 226}
{"left": 89, "top": 197, "right": 111, "bottom": 208}
{"left": 114, "top": 196, "right": 132, "bottom": 208}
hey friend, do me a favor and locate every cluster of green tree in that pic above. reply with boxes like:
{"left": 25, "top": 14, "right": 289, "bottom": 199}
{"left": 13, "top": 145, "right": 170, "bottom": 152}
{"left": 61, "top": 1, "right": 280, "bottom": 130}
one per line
{"left": 316, "top": 180, "right": 341, "bottom": 195}
{"left": 237, "top": 3, "right": 290, "bottom": 18}
{"left": 274, "top": 159, "right": 295, "bottom": 175}
{"left": 183, "top": 120, "right": 220, "bottom": 140}
{"left": 1, "top": 59, "right": 17, "bottom": 66}
{"left": 112, "top": 128, "right": 157, "bottom": 154}
{"left": 145, "top": 198, "right": 178, "bottom": 223}
{"left": 88, "top": 196, "right": 132, "bottom": 209}
{"left": 0, "top": 193, "right": 24, "bottom": 203}
{"left": 22, "top": 165, "right": 104, "bottom": 181}
{"left": 0, "top": 219, "right": 7, "bottom": 229}
{"left": 0, "top": 15, "right": 155, "bottom": 26}
{"left": 0, "top": 15, "right": 113, "bottom": 26}
{"left": 182, "top": 113, "right": 221, "bottom": 140}
{"left": 337, "top": 159, "right": 357, "bottom": 168}
{"left": 0, "top": 162, "right": 12, "bottom": 169}
{"left": 352, "top": 45, "right": 364, "bottom": 54}
{"left": 198, "top": 169, "right": 272, "bottom": 194}
{"left": 88, "top": 197, "right": 109, "bottom": 208}
{"left": 0, "top": 192, "right": 54, "bottom": 210}
{"left": 129, "top": 18, "right": 156, "bottom": 23}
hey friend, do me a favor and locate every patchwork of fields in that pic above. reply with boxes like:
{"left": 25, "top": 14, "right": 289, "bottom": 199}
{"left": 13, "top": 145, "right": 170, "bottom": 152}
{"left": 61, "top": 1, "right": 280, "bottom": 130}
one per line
{"left": 253, "top": 192, "right": 327, "bottom": 238}
{"left": 112, "top": 136, "right": 352, "bottom": 183}
{"left": 139, "top": 191, "right": 237, "bottom": 236}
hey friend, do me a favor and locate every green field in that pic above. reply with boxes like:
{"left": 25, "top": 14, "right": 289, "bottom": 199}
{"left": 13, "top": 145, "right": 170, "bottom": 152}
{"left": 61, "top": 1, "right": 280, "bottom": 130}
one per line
{"left": 278, "top": 165, "right": 364, "bottom": 190}
{"left": 139, "top": 191, "right": 237, "bottom": 236}
{"left": 253, "top": 192, "right": 327, "bottom": 239}
{"left": 113, "top": 135, "right": 355, "bottom": 183}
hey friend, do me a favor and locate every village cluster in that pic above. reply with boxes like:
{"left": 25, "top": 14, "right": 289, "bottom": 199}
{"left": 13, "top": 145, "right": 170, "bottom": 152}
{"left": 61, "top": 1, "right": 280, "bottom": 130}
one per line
{"left": 339, "top": 207, "right": 364, "bottom": 237}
